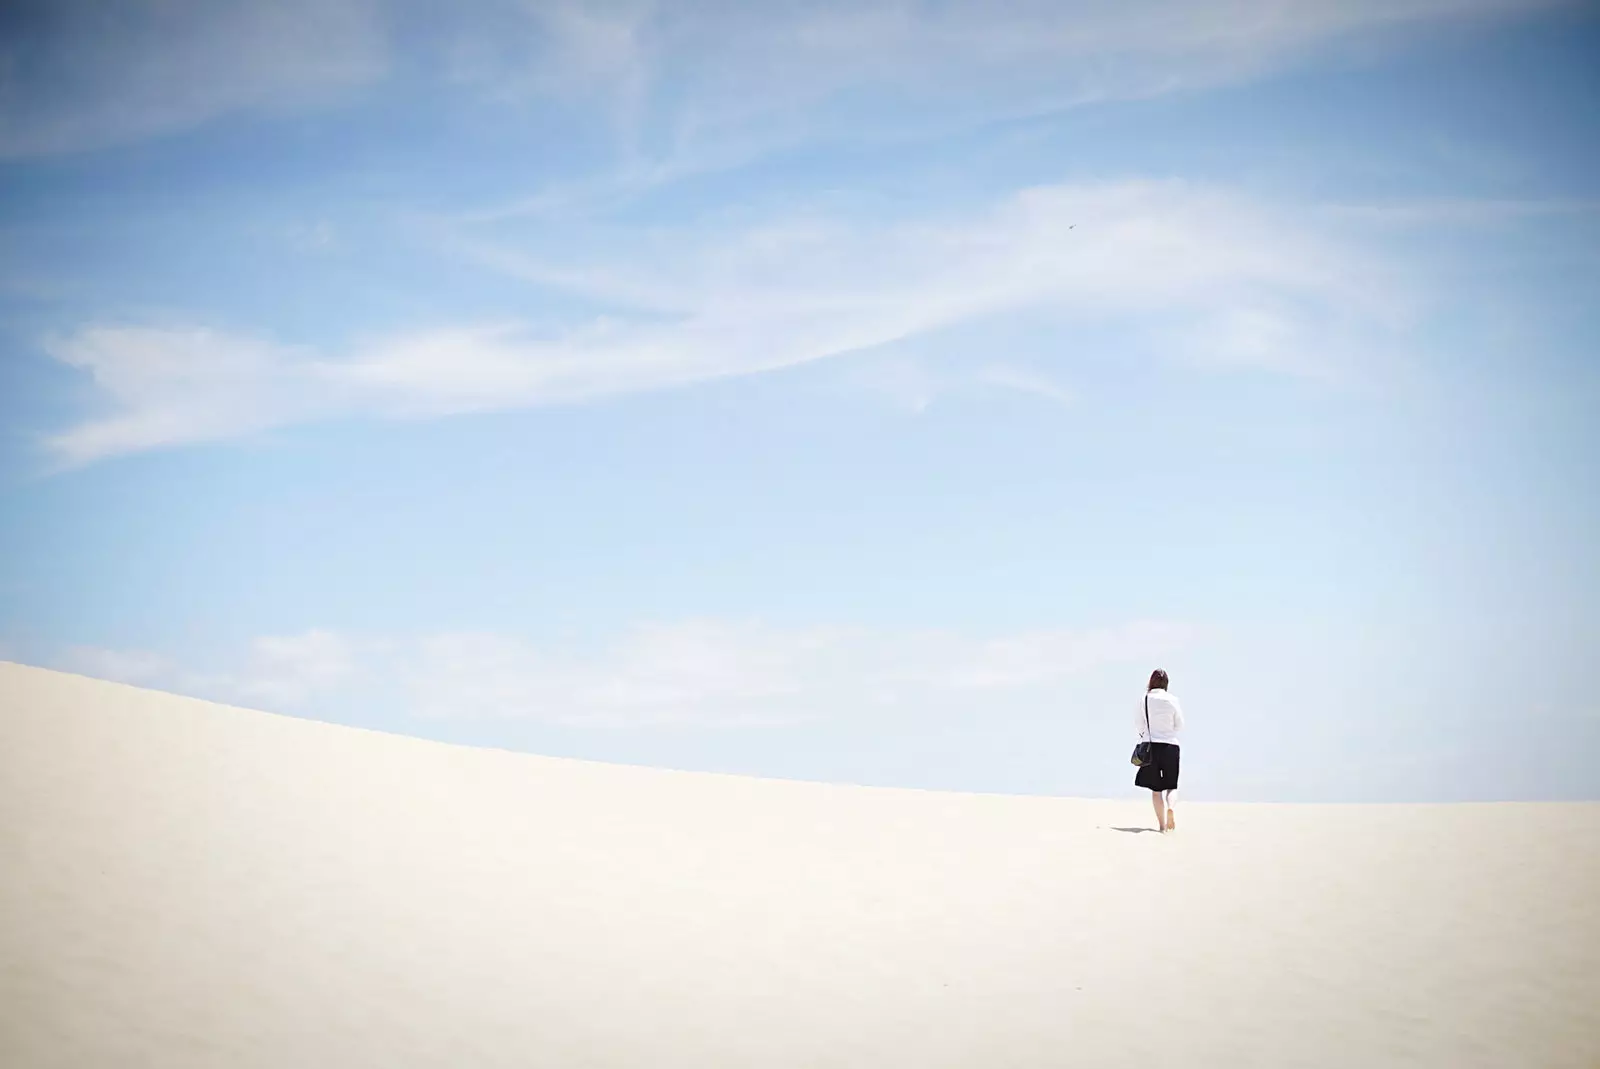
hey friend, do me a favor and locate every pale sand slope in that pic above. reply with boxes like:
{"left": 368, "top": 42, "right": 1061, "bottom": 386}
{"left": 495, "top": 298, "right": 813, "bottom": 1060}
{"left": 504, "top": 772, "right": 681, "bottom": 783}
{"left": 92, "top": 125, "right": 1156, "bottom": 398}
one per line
{"left": 2, "top": 662, "right": 1596, "bottom": 1068}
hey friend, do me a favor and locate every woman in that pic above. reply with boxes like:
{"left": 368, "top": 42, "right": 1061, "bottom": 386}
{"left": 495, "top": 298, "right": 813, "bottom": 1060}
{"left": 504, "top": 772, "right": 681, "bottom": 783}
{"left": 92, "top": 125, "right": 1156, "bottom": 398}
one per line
{"left": 1136, "top": 669, "right": 1185, "bottom": 832}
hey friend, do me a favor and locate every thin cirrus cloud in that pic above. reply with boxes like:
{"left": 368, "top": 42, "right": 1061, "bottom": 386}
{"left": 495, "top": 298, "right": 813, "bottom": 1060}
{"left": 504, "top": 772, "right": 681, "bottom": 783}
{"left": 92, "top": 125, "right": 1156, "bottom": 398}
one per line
{"left": 844, "top": 359, "right": 1078, "bottom": 415}
{"left": 51, "top": 618, "right": 1198, "bottom": 727}
{"left": 448, "top": 0, "right": 1567, "bottom": 211}
{"left": 0, "top": 0, "right": 1562, "bottom": 162}
{"left": 42, "top": 179, "right": 1401, "bottom": 466}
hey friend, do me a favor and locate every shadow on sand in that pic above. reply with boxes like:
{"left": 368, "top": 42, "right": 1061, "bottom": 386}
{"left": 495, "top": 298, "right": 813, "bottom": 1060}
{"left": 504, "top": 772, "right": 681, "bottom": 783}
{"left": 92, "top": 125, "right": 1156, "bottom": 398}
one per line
{"left": 1108, "top": 826, "right": 1162, "bottom": 834}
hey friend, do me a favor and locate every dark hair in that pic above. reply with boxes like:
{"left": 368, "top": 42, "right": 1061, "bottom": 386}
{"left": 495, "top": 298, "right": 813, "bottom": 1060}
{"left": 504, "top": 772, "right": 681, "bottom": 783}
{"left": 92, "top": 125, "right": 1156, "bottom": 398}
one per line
{"left": 1147, "top": 669, "right": 1169, "bottom": 692}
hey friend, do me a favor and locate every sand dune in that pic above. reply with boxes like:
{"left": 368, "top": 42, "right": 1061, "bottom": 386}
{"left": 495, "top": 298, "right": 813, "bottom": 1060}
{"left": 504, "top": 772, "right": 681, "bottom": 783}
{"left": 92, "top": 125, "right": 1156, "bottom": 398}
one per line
{"left": 1, "top": 661, "right": 1596, "bottom": 1067}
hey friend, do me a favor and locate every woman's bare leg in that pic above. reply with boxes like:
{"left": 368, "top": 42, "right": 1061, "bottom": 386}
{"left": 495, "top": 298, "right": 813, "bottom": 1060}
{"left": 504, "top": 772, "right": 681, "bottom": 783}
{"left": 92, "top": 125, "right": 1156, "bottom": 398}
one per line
{"left": 1151, "top": 790, "right": 1166, "bottom": 831}
{"left": 1164, "top": 791, "right": 1176, "bottom": 830}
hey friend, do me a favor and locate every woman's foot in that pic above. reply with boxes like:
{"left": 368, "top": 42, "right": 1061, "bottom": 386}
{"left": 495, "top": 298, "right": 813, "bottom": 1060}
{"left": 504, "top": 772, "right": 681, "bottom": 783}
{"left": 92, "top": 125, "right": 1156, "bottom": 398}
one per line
{"left": 1165, "top": 810, "right": 1176, "bottom": 832}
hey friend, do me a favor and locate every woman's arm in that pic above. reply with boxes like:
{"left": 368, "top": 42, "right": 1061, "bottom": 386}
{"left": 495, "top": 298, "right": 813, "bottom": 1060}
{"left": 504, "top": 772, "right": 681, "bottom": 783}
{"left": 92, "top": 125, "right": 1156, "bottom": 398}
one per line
{"left": 1171, "top": 696, "right": 1186, "bottom": 734}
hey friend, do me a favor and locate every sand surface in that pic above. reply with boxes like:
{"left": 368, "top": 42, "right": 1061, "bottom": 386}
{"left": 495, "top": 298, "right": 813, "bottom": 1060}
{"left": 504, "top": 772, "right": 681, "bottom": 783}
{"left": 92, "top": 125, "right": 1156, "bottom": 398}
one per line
{"left": 2, "top": 661, "right": 1596, "bottom": 1067}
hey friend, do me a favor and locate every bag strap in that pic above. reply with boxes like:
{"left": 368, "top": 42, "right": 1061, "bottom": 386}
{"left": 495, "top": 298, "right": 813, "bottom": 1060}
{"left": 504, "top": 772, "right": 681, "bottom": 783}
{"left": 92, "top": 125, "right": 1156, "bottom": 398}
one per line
{"left": 1143, "top": 693, "right": 1151, "bottom": 741}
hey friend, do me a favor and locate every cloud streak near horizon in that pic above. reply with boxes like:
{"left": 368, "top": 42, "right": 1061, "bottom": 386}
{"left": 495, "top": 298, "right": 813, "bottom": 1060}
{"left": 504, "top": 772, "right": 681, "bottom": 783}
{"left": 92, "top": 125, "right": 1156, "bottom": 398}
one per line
{"left": 50, "top": 618, "right": 1198, "bottom": 727}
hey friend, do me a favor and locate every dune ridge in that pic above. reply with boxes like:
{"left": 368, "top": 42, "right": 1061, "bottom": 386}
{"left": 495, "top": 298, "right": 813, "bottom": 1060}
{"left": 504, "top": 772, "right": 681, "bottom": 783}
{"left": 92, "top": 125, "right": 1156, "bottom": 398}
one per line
{"left": 2, "top": 660, "right": 1596, "bottom": 1067}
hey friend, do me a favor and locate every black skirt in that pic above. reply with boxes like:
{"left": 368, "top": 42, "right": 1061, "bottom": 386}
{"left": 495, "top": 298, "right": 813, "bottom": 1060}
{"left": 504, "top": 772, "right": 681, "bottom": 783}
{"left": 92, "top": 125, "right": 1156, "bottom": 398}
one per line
{"left": 1134, "top": 742, "right": 1180, "bottom": 791}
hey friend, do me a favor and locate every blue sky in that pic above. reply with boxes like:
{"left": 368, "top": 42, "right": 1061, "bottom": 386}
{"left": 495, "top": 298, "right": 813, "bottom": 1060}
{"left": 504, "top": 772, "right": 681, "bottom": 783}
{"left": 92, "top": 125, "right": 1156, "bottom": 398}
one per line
{"left": 1, "top": 0, "right": 1596, "bottom": 802}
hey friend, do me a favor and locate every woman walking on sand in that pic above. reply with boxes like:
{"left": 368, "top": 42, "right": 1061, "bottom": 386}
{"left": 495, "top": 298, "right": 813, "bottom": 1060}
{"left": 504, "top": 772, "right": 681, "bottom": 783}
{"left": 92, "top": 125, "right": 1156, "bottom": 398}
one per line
{"left": 1136, "top": 669, "right": 1185, "bottom": 832}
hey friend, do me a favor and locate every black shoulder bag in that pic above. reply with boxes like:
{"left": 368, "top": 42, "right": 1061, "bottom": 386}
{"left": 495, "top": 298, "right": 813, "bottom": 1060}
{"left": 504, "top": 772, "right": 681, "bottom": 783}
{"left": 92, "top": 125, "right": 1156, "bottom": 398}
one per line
{"left": 1130, "top": 694, "right": 1153, "bottom": 767}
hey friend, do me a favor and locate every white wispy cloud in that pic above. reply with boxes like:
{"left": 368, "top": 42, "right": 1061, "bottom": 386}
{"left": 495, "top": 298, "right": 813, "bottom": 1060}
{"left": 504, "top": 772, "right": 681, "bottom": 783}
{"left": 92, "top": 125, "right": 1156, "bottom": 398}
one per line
{"left": 451, "top": 0, "right": 1566, "bottom": 213}
{"left": 0, "top": 0, "right": 387, "bottom": 157}
{"left": 0, "top": 0, "right": 1561, "bottom": 164}
{"left": 43, "top": 325, "right": 333, "bottom": 465}
{"left": 56, "top": 646, "right": 178, "bottom": 688}
{"left": 42, "top": 179, "right": 1402, "bottom": 464}
{"left": 230, "top": 630, "right": 360, "bottom": 706}
{"left": 53, "top": 630, "right": 358, "bottom": 708}
{"left": 44, "top": 617, "right": 1197, "bottom": 727}
{"left": 973, "top": 365, "right": 1077, "bottom": 407}
{"left": 843, "top": 358, "right": 1076, "bottom": 414}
